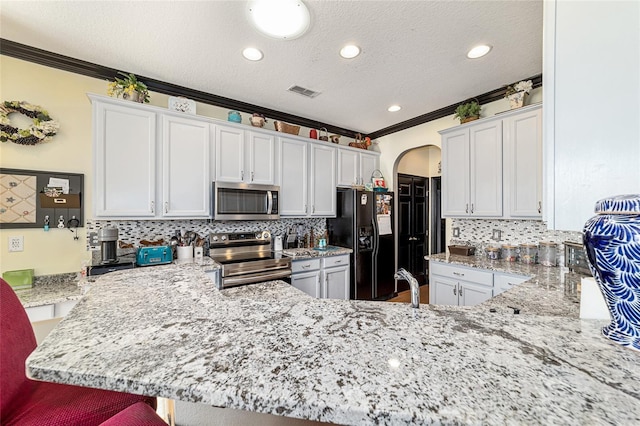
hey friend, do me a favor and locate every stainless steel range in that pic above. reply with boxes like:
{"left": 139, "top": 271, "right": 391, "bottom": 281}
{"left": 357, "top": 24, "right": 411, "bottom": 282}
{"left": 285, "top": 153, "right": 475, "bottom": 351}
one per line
{"left": 208, "top": 231, "right": 291, "bottom": 289}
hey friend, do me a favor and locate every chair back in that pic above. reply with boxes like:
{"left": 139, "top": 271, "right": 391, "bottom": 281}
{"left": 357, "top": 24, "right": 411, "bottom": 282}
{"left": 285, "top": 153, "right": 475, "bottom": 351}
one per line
{"left": 0, "top": 278, "right": 37, "bottom": 418}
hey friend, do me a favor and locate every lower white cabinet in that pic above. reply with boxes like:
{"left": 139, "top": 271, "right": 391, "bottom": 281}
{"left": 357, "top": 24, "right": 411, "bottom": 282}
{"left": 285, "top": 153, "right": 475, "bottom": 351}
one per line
{"left": 291, "top": 255, "right": 350, "bottom": 299}
{"left": 25, "top": 299, "right": 78, "bottom": 323}
{"left": 429, "top": 261, "right": 531, "bottom": 306}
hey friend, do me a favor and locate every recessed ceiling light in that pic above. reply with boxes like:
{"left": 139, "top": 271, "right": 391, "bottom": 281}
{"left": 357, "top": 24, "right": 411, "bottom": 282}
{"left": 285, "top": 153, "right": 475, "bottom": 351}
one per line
{"left": 242, "top": 47, "right": 264, "bottom": 61}
{"left": 247, "top": 0, "right": 310, "bottom": 40}
{"left": 388, "top": 105, "right": 401, "bottom": 112}
{"left": 467, "top": 44, "right": 492, "bottom": 59}
{"left": 340, "top": 44, "right": 361, "bottom": 59}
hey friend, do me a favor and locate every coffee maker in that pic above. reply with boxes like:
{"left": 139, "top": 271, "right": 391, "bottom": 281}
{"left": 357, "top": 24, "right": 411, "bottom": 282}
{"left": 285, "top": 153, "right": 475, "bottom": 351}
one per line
{"left": 98, "top": 227, "right": 118, "bottom": 264}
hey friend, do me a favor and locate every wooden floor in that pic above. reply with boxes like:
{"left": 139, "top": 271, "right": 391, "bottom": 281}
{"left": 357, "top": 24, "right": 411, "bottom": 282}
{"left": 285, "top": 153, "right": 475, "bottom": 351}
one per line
{"left": 386, "top": 285, "right": 429, "bottom": 304}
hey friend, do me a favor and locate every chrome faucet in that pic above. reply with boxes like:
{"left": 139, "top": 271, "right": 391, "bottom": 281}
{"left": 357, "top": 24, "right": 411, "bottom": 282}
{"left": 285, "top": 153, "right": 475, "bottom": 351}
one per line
{"left": 394, "top": 268, "right": 420, "bottom": 308}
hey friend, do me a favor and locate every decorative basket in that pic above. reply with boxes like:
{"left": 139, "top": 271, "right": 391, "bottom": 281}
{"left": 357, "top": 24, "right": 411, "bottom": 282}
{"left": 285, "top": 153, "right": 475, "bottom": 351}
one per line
{"left": 319, "top": 127, "right": 329, "bottom": 141}
{"left": 349, "top": 133, "right": 369, "bottom": 150}
{"left": 448, "top": 245, "right": 476, "bottom": 256}
{"left": 371, "top": 169, "right": 387, "bottom": 191}
{"left": 461, "top": 116, "right": 479, "bottom": 124}
{"left": 274, "top": 121, "right": 300, "bottom": 135}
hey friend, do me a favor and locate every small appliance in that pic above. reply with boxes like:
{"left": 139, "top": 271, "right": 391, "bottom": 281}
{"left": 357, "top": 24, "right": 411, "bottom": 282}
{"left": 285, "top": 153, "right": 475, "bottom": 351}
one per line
{"left": 98, "top": 227, "right": 118, "bottom": 264}
{"left": 212, "top": 182, "right": 279, "bottom": 221}
{"left": 136, "top": 246, "right": 173, "bottom": 267}
{"left": 273, "top": 235, "right": 283, "bottom": 252}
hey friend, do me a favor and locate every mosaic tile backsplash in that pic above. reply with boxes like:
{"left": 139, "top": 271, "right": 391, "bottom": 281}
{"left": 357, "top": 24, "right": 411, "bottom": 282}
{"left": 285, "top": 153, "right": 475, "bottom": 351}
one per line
{"left": 449, "top": 218, "right": 583, "bottom": 266}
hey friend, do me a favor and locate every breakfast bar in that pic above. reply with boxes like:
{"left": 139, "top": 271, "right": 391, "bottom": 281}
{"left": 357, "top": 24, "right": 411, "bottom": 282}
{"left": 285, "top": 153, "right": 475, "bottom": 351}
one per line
{"left": 26, "top": 263, "right": 639, "bottom": 425}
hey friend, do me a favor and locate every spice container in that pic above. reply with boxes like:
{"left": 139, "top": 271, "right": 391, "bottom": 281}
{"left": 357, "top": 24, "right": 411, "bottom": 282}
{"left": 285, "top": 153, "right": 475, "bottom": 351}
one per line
{"left": 486, "top": 246, "right": 501, "bottom": 260}
{"left": 519, "top": 243, "right": 538, "bottom": 264}
{"left": 538, "top": 241, "right": 557, "bottom": 266}
{"left": 501, "top": 244, "right": 518, "bottom": 262}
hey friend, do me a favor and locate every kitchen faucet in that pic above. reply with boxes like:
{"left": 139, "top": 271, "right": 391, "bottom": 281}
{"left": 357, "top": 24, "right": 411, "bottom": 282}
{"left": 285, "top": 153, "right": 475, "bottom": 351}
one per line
{"left": 394, "top": 268, "right": 420, "bottom": 308}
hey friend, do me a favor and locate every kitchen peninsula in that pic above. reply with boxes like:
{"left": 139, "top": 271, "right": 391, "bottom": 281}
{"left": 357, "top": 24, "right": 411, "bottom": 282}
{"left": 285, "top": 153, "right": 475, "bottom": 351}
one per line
{"left": 26, "top": 263, "right": 639, "bottom": 425}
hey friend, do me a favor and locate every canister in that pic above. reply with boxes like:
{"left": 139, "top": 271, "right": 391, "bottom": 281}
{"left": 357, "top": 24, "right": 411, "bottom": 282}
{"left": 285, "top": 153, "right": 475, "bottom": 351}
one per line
{"left": 486, "top": 246, "right": 501, "bottom": 260}
{"left": 538, "top": 241, "right": 557, "bottom": 267}
{"left": 501, "top": 244, "right": 518, "bottom": 262}
{"left": 519, "top": 243, "right": 538, "bottom": 264}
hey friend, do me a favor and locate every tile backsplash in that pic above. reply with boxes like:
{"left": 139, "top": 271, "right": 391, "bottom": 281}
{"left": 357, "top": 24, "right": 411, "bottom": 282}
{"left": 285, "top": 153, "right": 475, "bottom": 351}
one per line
{"left": 449, "top": 218, "right": 583, "bottom": 266}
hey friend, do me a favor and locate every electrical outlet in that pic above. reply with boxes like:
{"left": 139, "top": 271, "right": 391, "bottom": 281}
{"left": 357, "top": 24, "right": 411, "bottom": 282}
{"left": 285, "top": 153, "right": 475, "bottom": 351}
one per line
{"left": 8, "top": 236, "right": 24, "bottom": 252}
{"left": 492, "top": 229, "right": 502, "bottom": 241}
{"left": 89, "top": 232, "right": 99, "bottom": 247}
{"left": 452, "top": 227, "right": 460, "bottom": 238}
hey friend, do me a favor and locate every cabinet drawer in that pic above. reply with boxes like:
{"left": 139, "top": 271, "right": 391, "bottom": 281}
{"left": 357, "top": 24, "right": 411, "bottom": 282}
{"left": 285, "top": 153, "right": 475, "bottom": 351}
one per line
{"left": 292, "top": 258, "right": 321, "bottom": 273}
{"left": 322, "top": 254, "right": 350, "bottom": 269}
{"left": 430, "top": 262, "right": 493, "bottom": 286}
{"left": 25, "top": 305, "right": 55, "bottom": 322}
{"left": 494, "top": 273, "right": 530, "bottom": 289}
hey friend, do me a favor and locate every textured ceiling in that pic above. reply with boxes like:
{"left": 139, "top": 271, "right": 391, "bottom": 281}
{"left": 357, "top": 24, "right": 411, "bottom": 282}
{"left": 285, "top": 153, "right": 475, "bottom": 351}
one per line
{"left": 0, "top": 0, "right": 543, "bottom": 135}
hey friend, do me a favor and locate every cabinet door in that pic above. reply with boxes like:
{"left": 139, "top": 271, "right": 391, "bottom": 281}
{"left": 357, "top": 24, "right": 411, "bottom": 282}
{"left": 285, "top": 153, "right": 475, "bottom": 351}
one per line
{"left": 503, "top": 107, "right": 542, "bottom": 218}
{"left": 441, "top": 129, "right": 470, "bottom": 217}
{"left": 291, "top": 271, "right": 321, "bottom": 298}
{"left": 247, "top": 131, "right": 275, "bottom": 184}
{"left": 359, "top": 152, "right": 379, "bottom": 187}
{"left": 494, "top": 272, "right": 530, "bottom": 296}
{"left": 430, "top": 276, "right": 459, "bottom": 306}
{"left": 215, "top": 125, "right": 245, "bottom": 182}
{"left": 323, "top": 266, "right": 350, "bottom": 300}
{"left": 470, "top": 120, "right": 502, "bottom": 217}
{"left": 162, "top": 115, "right": 210, "bottom": 217}
{"left": 279, "top": 138, "right": 308, "bottom": 216}
{"left": 337, "top": 148, "right": 358, "bottom": 187}
{"left": 94, "top": 102, "right": 156, "bottom": 217}
{"left": 459, "top": 281, "right": 493, "bottom": 306}
{"left": 309, "top": 144, "right": 336, "bottom": 217}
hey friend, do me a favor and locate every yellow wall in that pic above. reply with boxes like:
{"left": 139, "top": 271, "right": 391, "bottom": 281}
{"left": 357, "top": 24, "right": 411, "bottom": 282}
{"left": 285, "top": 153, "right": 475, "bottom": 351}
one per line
{"left": 0, "top": 56, "right": 236, "bottom": 276}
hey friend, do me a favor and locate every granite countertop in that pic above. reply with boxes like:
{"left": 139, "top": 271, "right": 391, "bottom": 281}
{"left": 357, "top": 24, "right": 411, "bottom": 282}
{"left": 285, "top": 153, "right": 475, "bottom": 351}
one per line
{"left": 27, "top": 263, "right": 640, "bottom": 425}
{"left": 15, "top": 273, "right": 83, "bottom": 308}
{"left": 282, "top": 245, "right": 352, "bottom": 260}
{"left": 427, "top": 253, "right": 583, "bottom": 318}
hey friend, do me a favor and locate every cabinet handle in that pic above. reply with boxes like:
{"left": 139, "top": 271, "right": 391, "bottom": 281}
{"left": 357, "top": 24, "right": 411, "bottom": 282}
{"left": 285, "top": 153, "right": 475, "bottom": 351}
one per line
{"left": 241, "top": 170, "right": 245, "bottom": 181}
{"left": 458, "top": 286, "right": 463, "bottom": 296}
{"left": 453, "top": 287, "right": 457, "bottom": 295}
{"left": 465, "top": 204, "right": 469, "bottom": 213}
{"left": 305, "top": 204, "right": 308, "bottom": 214}
{"left": 302, "top": 264, "right": 311, "bottom": 269}
{"left": 312, "top": 205, "right": 315, "bottom": 213}
{"left": 334, "top": 260, "right": 342, "bottom": 264}
{"left": 471, "top": 204, "right": 474, "bottom": 214}
{"left": 453, "top": 272, "right": 465, "bottom": 277}
{"left": 251, "top": 171, "right": 254, "bottom": 182}
{"left": 538, "top": 201, "right": 542, "bottom": 213}
{"left": 150, "top": 201, "right": 155, "bottom": 214}
{"left": 164, "top": 202, "right": 168, "bottom": 213}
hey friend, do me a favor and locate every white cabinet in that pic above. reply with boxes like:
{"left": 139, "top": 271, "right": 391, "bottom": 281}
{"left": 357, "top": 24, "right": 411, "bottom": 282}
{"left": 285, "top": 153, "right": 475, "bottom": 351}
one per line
{"left": 215, "top": 125, "right": 275, "bottom": 184}
{"left": 503, "top": 105, "right": 542, "bottom": 218}
{"left": 93, "top": 99, "right": 157, "bottom": 217}
{"left": 291, "top": 255, "right": 350, "bottom": 300}
{"left": 279, "top": 137, "right": 336, "bottom": 217}
{"left": 494, "top": 272, "right": 530, "bottom": 296}
{"left": 337, "top": 148, "right": 379, "bottom": 187}
{"left": 25, "top": 299, "right": 78, "bottom": 323}
{"left": 441, "top": 120, "right": 502, "bottom": 217}
{"left": 429, "top": 261, "right": 494, "bottom": 306}
{"left": 91, "top": 95, "right": 210, "bottom": 219}
{"left": 162, "top": 115, "right": 211, "bottom": 217}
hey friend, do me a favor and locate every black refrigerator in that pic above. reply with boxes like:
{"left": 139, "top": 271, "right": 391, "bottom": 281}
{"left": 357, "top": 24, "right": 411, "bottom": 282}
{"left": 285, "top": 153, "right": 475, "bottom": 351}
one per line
{"left": 327, "top": 188, "right": 396, "bottom": 300}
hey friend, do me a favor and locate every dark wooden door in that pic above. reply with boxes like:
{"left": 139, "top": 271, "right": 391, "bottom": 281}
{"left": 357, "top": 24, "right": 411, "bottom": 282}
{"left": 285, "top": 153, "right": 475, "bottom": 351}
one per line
{"left": 397, "top": 174, "right": 428, "bottom": 290}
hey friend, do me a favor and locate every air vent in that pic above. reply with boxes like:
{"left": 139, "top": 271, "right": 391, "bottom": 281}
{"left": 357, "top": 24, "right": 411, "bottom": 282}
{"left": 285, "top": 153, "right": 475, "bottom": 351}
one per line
{"left": 287, "top": 85, "right": 321, "bottom": 98}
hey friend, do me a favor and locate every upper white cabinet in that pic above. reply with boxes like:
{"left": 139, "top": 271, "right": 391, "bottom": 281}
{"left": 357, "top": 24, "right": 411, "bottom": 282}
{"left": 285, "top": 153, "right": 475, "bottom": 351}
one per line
{"left": 441, "top": 120, "right": 502, "bottom": 217}
{"left": 337, "top": 148, "right": 379, "bottom": 187}
{"left": 440, "top": 105, "right": 542, "bottom": 220}
{"left": 503, "top": 106, "right": 542, "bottom": 218}
{"left": 161, "top": 115, "right": 211, "bottom": 217}
{"left": 91, "top": 95, "right": 210, "bottom": 219}
{"left": 279, "top": 137, "right": 336, "bottom": 217}
{"left": 215, "top": 125, "right": 275, "bottom": 184}
{"left": 93, "top": 99, "right": 157, "bottom": 217}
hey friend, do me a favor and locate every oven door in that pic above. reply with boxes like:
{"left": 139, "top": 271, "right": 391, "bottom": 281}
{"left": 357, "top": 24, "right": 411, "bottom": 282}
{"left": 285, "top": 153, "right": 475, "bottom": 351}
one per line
{"left": 213, "top": 182, "right": 279, "bottom": 220}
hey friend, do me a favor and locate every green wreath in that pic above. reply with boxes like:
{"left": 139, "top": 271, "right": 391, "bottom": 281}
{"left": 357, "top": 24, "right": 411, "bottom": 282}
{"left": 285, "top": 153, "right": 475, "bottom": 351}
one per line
{"left": 0, "top": 101, "right": 59, "bottom": 145}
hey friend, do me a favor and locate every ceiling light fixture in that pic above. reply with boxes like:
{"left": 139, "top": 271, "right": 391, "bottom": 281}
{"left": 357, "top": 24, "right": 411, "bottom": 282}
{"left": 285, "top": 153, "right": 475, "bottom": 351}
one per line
{"left": 247, "top": 0, "right": 310, "bottom": 40}
{"left": 340, "top": 44, "right": 361, "bottom": 59}
{"left": 388, "top": 105, "right": 401, "bottom": 112}
{"left": 467, "top": 44, "right": 492, "bottom": 59}
{"left": 242, "top": 47, "right": 264, "bottom": 61}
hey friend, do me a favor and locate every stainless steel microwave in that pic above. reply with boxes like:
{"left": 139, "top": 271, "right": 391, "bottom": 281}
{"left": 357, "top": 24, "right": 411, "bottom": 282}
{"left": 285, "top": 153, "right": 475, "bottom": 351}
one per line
{"left": 212, "top": 182, "right": 280, "bottom": 220}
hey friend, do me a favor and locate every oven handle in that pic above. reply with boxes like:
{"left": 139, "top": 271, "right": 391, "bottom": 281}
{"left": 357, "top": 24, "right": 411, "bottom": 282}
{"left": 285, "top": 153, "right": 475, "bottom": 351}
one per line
{"left": 222, "top": 269, "right": 292, "bottom": 287}
{"left": 267, "top": 190, "right": 273, "bottom": 214}
{"left": 223, "top": 263, "right": 291, "bottom": 277}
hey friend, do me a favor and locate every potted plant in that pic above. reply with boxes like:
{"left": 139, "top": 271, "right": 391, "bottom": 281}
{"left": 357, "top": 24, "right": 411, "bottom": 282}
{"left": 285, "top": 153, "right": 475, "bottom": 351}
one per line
{"left": 504, "top": 79, "right": 533, "bottom": 109}
{"left": 107, "top": 72, "right": 150, "bottom": 103}
{"left": 453, "top": 100, "right": 481, "bottom": 124}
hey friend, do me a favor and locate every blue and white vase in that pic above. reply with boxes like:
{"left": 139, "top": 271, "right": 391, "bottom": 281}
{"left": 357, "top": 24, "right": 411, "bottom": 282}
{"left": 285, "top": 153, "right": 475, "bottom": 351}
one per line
{"left": 583, "top": 194, "right": 640, "bottom": 351}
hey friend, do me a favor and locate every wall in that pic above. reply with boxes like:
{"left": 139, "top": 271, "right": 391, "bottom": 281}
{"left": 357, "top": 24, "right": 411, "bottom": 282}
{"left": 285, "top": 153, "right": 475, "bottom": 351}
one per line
{"left": 397, "top": 145, "right": 441, "bottom": 178}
